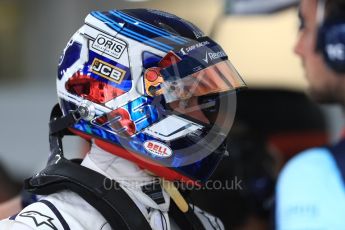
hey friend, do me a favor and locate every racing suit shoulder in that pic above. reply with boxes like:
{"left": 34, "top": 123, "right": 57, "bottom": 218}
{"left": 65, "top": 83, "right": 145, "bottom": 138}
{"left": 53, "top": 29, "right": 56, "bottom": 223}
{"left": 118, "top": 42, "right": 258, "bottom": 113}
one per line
{"left": 0, "top": 190, "right": 110, "bottom": 230}
{"left": 0, "top": 190, "right": 224, "bottom": 230}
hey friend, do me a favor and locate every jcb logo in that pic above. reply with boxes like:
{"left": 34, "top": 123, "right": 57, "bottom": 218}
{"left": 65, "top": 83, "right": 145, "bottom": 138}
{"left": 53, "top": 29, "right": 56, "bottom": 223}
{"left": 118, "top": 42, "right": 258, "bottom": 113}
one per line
{"left": 91, "top": 58, "right": 126, "bottom": 83}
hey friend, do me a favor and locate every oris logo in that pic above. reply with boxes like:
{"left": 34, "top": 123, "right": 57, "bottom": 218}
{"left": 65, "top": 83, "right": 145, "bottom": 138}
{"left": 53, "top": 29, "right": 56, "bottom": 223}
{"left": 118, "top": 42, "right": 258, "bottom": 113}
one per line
{"left": 91, "top": 58, "right": 126, "bottom": 83}
{"left": 144, "top": 141, "right": 172, "bottom": 158}
{"left": 92, "top": 34, "right": 127, "bottom": 59}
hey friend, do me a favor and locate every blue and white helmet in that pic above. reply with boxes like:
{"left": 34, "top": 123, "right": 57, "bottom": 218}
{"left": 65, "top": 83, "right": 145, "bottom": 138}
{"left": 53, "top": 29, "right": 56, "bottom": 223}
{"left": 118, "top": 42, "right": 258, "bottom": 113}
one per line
{"left": 57, "top": 9, "right": 246, "bottom": 185}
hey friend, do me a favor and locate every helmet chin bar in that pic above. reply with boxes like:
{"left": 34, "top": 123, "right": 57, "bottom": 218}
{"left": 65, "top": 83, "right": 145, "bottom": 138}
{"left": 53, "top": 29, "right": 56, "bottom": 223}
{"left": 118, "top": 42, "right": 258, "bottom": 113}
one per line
{"left": 48, "top": 104, "right": 228, "bottom": 185}
{"left": 142, "top": 114, "right": 204, "bottom": 142}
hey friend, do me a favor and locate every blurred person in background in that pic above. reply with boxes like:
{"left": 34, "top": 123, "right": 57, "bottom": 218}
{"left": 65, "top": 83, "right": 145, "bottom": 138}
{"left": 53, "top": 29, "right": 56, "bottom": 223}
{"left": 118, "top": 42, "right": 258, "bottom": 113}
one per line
{"left": 276, "top": 0, "right": 345, "bottom": 229}
{"left": 191, "top": 88, "right": 328, "bottom": 230}
{"left": 0, "top": 164, "right": 20, "bottom": 203}
{"left": 0, "top": 8, "right": 246, "bottom": 230}
{"left": 0, "top": 193, "right": 31, "bottom": 221}
{"left": 0, "top": 163, "right": 21, "bottom": 219}
{"left": 0, "top": 142, "right": 90, "bottom": 220}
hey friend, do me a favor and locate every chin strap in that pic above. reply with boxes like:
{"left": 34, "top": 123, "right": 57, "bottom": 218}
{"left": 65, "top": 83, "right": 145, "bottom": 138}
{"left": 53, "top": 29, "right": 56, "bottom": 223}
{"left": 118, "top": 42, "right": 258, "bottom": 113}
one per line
{"left": 48, "top": 103, "right": 93, "bottom": 163}
{"left": 49, "top": 104, "right": 82, "bottom": 136}
{"left": 161, "top": 180, "right": 189, "bottom": 213}
{"left": 48, "top": 104, "right": 78, "bottom": 162}
{"left": 161, "top": 180, "right": 206, "bottom": 230}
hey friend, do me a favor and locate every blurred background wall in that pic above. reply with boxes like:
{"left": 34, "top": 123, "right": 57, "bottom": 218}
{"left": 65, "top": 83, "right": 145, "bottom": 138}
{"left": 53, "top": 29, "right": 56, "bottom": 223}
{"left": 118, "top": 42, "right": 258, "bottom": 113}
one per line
{"left": 0, "top": 0, "right": 343, "bottom": 191}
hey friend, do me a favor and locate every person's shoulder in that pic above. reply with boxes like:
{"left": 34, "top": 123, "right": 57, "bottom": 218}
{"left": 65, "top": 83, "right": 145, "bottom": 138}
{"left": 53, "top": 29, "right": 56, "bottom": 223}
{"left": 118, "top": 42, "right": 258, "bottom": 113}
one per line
{"left": 286, "top": 147, "right": 332, "bottom": 167}
{"left": 279, "top": 147, "right": 335, "bottom": 183}
{"left": 3, "top": 190, "right": 110, "bottom": 230}
{"left": 2, "top": 197, "right": 70, "bottom": 230}
{"left": 275, "top": 147, "right": 345, "bottom": 229}
{"left": 276, "top": 146, "right": 341, "bottom": 200}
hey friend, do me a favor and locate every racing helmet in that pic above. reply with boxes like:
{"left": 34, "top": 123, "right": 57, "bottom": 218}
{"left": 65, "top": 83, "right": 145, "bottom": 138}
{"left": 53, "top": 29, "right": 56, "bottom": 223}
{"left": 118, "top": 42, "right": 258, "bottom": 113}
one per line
{"left": 57, "top": 9, "right": 246, "bottom": 185}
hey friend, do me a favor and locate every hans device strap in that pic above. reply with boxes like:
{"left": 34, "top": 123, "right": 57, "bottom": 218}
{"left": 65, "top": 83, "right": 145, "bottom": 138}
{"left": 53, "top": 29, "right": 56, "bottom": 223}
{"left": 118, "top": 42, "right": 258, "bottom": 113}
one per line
{"left": 169, "top": 201, "right": 206, "bottom": 230}
{"left": 24, "top": 157, "right": 206, "bottom": 230}
{"left": 26, "top": 104, "right": 206, "bottom": 230}
{"left": 24, "top": 156, "right": 152, "bottom": 230}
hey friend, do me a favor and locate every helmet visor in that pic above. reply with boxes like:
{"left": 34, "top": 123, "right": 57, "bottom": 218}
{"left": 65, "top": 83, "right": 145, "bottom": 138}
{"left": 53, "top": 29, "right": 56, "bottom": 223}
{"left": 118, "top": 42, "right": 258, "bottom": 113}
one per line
{"left": 161, "top": 60, "right": 245, "bottom": 103}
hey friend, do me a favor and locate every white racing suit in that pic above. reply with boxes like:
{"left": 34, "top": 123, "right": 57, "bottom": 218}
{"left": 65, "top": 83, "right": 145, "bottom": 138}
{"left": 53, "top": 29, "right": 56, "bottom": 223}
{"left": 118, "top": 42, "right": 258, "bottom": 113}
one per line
{"left": 0, "top": 144, "right": 224, "bottom": 230}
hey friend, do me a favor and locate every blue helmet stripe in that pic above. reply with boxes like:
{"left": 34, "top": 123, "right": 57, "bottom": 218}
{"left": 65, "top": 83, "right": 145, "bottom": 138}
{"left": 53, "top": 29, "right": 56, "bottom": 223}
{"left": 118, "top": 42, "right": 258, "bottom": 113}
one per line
{"left": 111, "top": 10, "right": 186, "bottom": 45}
{"left": 112, "top": 10, "right": 188, "bottom": 45}
{"left": 94, "top": 12, "right": 172, "bottom": 51}
{"left": 91, "top": 12, "right": 172, "bottom": 52}
{"left": 114, "top": 11, "right": 177, "bottom": 38}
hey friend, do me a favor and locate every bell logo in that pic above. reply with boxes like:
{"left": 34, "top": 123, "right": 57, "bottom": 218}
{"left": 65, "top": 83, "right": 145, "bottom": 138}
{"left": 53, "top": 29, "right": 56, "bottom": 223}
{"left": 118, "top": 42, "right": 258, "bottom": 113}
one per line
{"left": 144, "top": 140, "right": 172, "bottom": 158}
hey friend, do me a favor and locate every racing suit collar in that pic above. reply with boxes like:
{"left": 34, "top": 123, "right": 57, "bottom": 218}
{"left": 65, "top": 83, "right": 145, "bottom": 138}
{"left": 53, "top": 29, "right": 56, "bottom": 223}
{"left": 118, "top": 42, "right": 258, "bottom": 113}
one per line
{"left": 81, "top": 143, "right": 171, "bottom": 230}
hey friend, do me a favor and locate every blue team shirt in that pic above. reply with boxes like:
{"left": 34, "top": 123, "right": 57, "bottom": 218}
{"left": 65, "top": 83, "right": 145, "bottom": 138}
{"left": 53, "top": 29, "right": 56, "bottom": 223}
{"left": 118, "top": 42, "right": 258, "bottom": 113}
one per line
{"left": 276, "top": 147, "right": 345, "bottom": 229}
